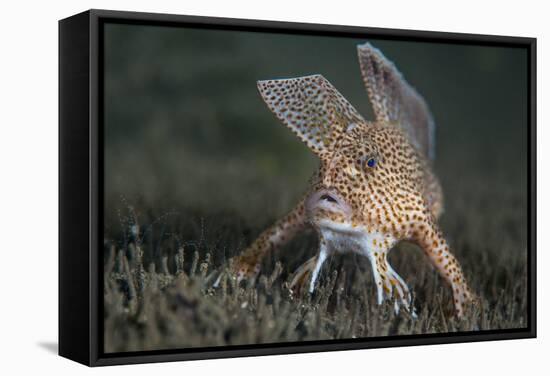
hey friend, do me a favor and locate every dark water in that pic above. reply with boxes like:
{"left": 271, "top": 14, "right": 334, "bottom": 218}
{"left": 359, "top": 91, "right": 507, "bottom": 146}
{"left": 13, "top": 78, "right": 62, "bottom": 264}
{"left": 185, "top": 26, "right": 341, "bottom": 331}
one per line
{"left": 104, "top": 23, "right": 527, "bottom": 223}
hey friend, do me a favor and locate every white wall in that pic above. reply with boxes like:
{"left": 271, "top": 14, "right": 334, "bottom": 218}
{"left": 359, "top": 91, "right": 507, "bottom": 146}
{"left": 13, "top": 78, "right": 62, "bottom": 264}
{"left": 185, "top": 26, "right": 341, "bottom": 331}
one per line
{"left": 0, "top": 0, "right": 546, "bottom": 374}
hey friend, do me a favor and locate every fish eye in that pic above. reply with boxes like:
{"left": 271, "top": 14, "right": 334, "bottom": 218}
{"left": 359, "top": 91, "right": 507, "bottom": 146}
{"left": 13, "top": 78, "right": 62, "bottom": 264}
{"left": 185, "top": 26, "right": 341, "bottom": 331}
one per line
{"left": 366, "top": 157, "right": 377, "bottom": 168}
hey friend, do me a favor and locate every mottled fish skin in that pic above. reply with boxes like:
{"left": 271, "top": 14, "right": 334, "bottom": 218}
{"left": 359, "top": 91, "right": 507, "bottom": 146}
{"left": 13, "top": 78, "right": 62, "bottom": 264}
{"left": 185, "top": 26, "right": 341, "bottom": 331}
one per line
{"left": 229, "top": 43, "right": 474, "bottom": 317}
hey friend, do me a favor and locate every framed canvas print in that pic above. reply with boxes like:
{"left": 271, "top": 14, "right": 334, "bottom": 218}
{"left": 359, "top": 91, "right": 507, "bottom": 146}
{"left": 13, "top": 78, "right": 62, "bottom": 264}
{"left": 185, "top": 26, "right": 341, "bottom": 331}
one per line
{"left": 59, "top": 9, "right": 536, "bottom": 366}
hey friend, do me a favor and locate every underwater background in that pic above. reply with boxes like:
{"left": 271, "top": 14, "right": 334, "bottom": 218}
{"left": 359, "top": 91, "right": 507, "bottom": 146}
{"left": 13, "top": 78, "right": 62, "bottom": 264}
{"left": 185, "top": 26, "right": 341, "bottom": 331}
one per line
{"left": 102, "top": 22, "right": 528, "bottom": 352}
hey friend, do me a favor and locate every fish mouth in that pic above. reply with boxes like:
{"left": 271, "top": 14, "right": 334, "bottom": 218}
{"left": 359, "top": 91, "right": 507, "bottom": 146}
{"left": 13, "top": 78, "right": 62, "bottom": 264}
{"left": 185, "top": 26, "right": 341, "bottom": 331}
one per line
{"left": 305, "top": 188, "right": 353, "bottom": 222}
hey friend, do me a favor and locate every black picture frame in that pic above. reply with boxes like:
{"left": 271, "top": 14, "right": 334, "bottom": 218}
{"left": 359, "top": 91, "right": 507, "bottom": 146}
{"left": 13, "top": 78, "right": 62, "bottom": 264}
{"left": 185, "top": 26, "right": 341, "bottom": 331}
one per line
{"left": 59, "top": 8, "right": 537, "bottom": 367}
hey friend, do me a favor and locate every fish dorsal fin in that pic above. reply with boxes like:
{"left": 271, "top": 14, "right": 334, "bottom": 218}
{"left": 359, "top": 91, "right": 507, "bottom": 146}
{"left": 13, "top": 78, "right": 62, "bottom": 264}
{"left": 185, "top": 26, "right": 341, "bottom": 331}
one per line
{"left": 357, "top": 42, "right": 435, "bottom": 159}
{"left": 257, "top": 74, "right": 366, "bottom": 156}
